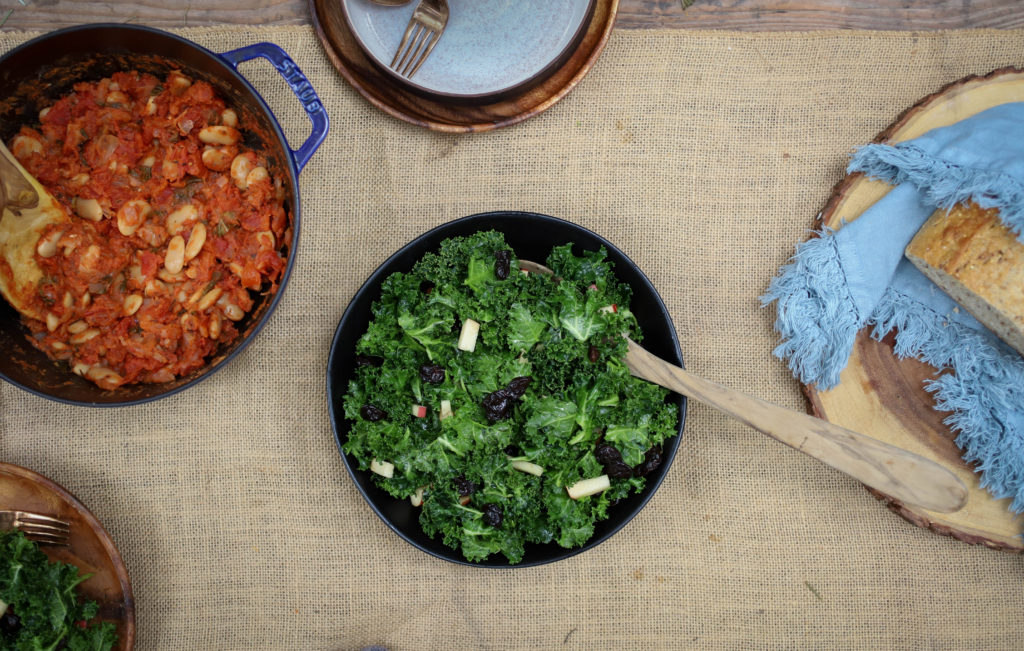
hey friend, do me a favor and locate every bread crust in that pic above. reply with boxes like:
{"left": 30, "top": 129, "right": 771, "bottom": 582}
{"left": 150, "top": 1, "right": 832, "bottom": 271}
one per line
{"left": 905, "top": 202, "right": 1024, "bottom": 356}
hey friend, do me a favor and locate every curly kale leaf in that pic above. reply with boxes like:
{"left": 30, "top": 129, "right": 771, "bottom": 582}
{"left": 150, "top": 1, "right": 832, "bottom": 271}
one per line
{"left": 0, "top": 530, "right": 118, "bottom": 651}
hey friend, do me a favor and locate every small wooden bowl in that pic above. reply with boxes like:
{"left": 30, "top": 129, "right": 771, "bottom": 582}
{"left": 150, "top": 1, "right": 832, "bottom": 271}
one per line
{"left": 0, "top": 462, "right": 135, "bottom": 648}
{"left": 309, "top": 0, "right": 618, "bottom": 132}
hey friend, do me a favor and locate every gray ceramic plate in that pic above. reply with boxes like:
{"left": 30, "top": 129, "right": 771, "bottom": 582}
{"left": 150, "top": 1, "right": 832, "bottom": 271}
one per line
{"left": 342, "top": 0, "right": 595, "bottom": 100}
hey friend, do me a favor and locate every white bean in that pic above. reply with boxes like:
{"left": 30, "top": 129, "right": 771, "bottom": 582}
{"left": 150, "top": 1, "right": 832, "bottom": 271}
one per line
{"left": 67, "top": 320, "right": 89, "bottom": 334}
{"left": 86, "top": 365, "right": 123, "bottom": 389}
{"left": 197, "top": 287, "right": 222, "bottom": 311}
{"left": 198, "top": 125, "right": 240, "bottom": 146}
{"left": 220, "top": 109, "right": 238, "bottom": 127}
{"left": 11, "top": 134, "right": 42, "bottom": 159}
{"left": 140, "top": 155, "right": 155, "bottom": 168}
{"left": 74, "top": 197, "right": 104, "bottom": 222}
{"left": 230, "top": 153, "right": 255, "bottom": 190}
{"left": 209, "top": 313, "right": 222, "bottom": 340}
{"left": 70, "top": 173, "right": 90, "bottom": 186}
{"left": 45, "top": 312, "right": 60, "bottom": 332}
{"left": 145, "top": 96, "right": 158, "bottom": 115}
{"left": 246, "top": 166, "right": 269, "bottom": 188}
{"left": 39, "top": 107, "right": 51, "bottom": 120}
{"left": 158, "top": 268, "right": 185, "bottom": 284}
{"left": 117, "top": 199, "right": 152, "bottom": 237}
{"left": 165, "top": 204, "right": 199, "bottom": 235}
{"left": 223, "top": 303, "right": 244, "bottom": 321}
{"left": 169, "top": 71, "right": 192, "bottom": 96}
{"left": 36, "top": 229, "right": 64, "bottom": 258}
{"left": 201, "top": 146, "right": 233, "bottom": 171}
{"left": 184, "top": 223, "right": 206, "bottom": 261}
{"left": 164, "top": 235, "right": 185, "bottom": 274}
{"left": 123, "top": 294, "right": 143, "bottom": 316}
{"left": 62, "top": 292, "right": 73, "bottom": 308}
{"left": 70, "top": 328, "right": 101, "bottom": 344}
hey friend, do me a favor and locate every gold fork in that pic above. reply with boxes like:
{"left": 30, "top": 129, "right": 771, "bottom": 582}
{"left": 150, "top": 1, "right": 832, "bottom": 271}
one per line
{"left": 390, "top": 0, "right": 450, "bottom": 78}
{"left": 0, "top": 509, "right": 71, "bottom": 545}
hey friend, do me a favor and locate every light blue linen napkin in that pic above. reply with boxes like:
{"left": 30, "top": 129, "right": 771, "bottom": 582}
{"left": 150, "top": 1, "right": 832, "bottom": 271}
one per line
{"left": 763, "top": 103, "right": 1024, "bottom": 512}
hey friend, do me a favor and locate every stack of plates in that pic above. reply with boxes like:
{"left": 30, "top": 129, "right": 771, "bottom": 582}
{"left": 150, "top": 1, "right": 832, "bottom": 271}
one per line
{"left": 310, "top": 0, "right": 618, "bottom": 131}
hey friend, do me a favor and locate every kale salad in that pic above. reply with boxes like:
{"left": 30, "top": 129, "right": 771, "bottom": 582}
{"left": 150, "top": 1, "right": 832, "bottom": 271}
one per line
{"left": 0, "top": 529, "right": 118, "bottom": 650}
{"left": 341, "top": 231, "right": 678, "bottom": 564}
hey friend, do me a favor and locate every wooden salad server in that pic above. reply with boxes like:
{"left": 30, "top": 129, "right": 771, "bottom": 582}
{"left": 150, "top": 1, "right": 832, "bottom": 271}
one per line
{"left": 0, "top": 139, "right": 71, "bottom": 321}
{"left": 519, "top": 259, "right": 969, "bottom": 514}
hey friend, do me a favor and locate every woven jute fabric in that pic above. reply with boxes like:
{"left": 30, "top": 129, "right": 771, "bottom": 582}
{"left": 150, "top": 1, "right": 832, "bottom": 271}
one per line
{"left": 2, "top": 25, "right": 1024, "bottom": 650}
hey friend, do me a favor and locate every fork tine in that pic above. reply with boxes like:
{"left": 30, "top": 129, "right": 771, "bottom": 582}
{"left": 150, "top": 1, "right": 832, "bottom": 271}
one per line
{"left": 398, "top": 28, "right": 430, "bottom": 76}
{"left": 396, "top": 25, "right": 427, "bottom": 74}
{"left": 17, "top": 520, "right": 69, "bottom": 536}
{"left": 406, "top": 31, "right": 440, "bottom": 78}
{"left": 18, "top": 526, "right": 69, "bottom": 545}
{"left": 17, "top": 512, "right": 70, "bottom": 529}
{"left": 390, "top": 21, "right": 419, "bottom": 68}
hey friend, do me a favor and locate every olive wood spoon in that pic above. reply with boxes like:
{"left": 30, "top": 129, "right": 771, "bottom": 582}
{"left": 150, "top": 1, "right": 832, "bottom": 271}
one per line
{"left": 519, "top": 259, "right": 968, "bottom": 514}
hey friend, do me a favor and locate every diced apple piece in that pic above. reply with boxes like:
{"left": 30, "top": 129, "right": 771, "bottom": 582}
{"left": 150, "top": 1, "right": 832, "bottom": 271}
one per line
{"left": 600, "top": 304, "right": 617, "bottom": 313}
{"left": 588, "top": 283, "right": 598, "bottom": 291}
{"left": 457, "top": 317, "right": 480, "bottom": 351}
{"left": 459, "top": 495, "right": 471, "bottom": 506}
{"left": 411, "top": 404, "right": 427, "bottom": 418}
{"left": 511, "top": 459, "right": 545, "bottom": 476}
{"left": 566, "top": 475, "right": 610, "bottom": 499}
{"left": 410, "top": 486, "right": 425, "bottom": 507}
{"left": 439, "top": 399, "right": 453, "bottom": 420}
{"left": 369, "top": 458, "right": 394, "bottom": 478}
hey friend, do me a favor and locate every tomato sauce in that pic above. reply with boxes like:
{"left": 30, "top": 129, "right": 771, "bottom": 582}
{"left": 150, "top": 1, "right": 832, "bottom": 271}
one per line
{"left": 9, "top": 70, "right": 288, "bottom": 390}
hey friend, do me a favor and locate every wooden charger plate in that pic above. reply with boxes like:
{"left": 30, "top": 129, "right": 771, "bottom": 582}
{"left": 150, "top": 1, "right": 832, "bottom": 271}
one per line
{"left": 0, "top": 462, "right": 135, "bottom": 648}
{"left": 808, "top": 67, "right": 1024, "bottom": 552}
{"left": 308, "top": 0, "right": 618, "bottom": 132}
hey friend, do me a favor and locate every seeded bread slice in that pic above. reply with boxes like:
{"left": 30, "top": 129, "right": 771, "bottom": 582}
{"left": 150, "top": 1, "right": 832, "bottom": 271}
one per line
{"left": 905, "top": 201, "right": 1024, "bottom": 357}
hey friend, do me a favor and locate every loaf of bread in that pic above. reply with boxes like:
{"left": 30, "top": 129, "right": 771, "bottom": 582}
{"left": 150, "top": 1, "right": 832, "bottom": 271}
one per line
{"left": 905, "top": 201, "right": 1024, "bottom": 357}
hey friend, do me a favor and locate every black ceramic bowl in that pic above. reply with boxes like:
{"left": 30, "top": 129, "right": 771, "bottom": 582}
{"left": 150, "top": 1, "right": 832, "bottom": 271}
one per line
{"left": 326, "top": 211, "right": 687, "bottom": 567}
{"left": 0, "top": 24, "right": 328, "bottom": 406}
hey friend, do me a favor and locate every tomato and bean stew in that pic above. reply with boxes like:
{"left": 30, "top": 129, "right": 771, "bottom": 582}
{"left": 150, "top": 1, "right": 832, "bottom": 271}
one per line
{"left": 9, "top": 69, "right": 288, "bottom": 389}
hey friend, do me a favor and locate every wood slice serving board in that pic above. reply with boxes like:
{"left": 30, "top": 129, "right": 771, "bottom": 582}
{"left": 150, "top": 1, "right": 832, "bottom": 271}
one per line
{"left": 807, "top": 67, "right": 1024, "bottom": 552}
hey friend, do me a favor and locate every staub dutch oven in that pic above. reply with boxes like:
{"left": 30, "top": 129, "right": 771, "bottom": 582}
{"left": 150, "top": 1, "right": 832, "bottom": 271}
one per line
{"left": 0, "top": 24, "right": 328, "bottom": 406}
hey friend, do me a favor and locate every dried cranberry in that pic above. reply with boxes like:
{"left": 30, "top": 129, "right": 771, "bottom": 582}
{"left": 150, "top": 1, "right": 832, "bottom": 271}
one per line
{"left": 594, "top": 442, "right": 622, "bottom": 465}
{"left": 360, "top": 404, "right": 387, "bottom": 421}
{"left": 454, "top": 475, "right": 477, "bottom": 497}
{"left": 594, "top": 443, "right": 632, "bottom": 478}
{"left": 354, "top": 354, "right": 384, "bottom": 367}
{"left": 420, "top": 280, "right": 435, "bottom": 294}
{"left": 634, "top": 445, "right": 663, "bottom": 477}
{"left": 588, "top": 345, "right": 600, "bottom": 363}
{"left": 506, "top": 376, "right": 532, "bottom": 398}
{"left": 494, "top": 250, "right": 512, "bottom": 280}
{"left": 0, "top": 610, "right": 20, "bottom": 635}
{"left": 483, "top": 503, "right": 503, "bottom": 527}
{"left": 419, "top": 364, "right": 446, "bottom": 384}
{"left": 482, "top": 377, "right": 532, "bottom": 421}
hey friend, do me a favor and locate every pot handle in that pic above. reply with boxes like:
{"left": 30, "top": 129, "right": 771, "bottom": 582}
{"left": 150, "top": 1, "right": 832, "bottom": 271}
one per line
{"left": 218, "top": 42, "right": 329, "bottom": 173}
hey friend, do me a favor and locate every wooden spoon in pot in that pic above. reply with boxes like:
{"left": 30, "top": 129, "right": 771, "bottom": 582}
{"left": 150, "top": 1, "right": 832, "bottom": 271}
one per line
{"left": 519, "top": 259, "right": 968, "bottom": 514}
{"left": 0, "top": 140, "right": 71, "bottom": 322}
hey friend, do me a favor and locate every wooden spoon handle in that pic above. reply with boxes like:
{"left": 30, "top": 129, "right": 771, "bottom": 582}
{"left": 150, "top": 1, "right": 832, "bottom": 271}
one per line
{"left": 623, "top": 339, "right": 968, "bottom": 513}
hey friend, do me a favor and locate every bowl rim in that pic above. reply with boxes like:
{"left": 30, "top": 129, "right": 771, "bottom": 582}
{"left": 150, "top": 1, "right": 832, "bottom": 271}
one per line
{"left": 326, "top": 211, "right": 687, "bottom": 567}
{"left": 0, "top": 23, "right": 303, "bottom": 407}
{"left": 338, "top": 0, "right": 597, "bottom": 102}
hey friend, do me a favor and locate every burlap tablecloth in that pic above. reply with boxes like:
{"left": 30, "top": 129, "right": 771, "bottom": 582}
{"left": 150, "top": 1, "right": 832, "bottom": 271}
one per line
{"left": 2, "top": 24, "right": 1023, "bottom": 650}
